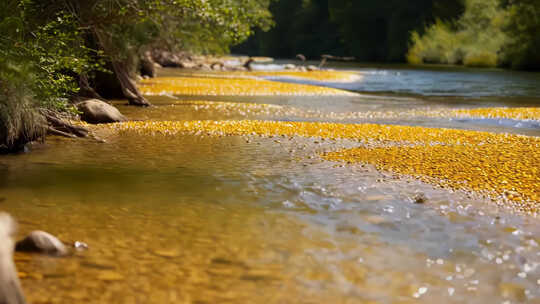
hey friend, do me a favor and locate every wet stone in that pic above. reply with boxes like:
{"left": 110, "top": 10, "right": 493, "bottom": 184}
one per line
{"left": 412, "top": 193, "right": 427, "bottom": 204}
{"left": 74, "top": 241, "right": 89, "bottom": 250}
{"left": 15, "top": 230, "right": 68, "bottom": 256}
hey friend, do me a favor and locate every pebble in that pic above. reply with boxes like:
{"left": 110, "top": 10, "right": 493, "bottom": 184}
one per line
{"left": 152, "top": 249, "right": 180, "bottom": 258}
{"left": 74, "top": 241, "right": 89, "bottom": 250}
{"left": 412, "top": 193, "right": 427, "bottom": 204}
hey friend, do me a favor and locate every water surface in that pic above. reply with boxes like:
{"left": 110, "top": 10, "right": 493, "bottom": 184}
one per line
{"left": 1, "top": 64, "right": 540, "bottom": 303}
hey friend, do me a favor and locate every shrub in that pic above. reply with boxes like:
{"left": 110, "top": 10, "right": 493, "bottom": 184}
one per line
{"left": 408, "top": 0, "right": 508, "bottom": 68}
{"left": 0, "top": 64, "right": 45, "bottom": 152}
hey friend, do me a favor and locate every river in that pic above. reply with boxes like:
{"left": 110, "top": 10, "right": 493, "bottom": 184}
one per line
{"left": 1, "top": 63, "right": 539, "bottom": 303}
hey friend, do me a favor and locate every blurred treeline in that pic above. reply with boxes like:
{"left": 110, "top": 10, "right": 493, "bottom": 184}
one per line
{"left": 234, "top": 0, "right": 540, "bottom": 70}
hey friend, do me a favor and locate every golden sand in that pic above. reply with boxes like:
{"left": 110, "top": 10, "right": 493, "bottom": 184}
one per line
{"left": 138, "top": 76, "right": 357, "bottom": 97}
{"left": 98, "top": 119, "right": 540, "bottom": 210}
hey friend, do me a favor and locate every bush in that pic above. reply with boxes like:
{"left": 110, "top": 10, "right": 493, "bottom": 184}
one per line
{"left": 408, "top": 20, "right": 464, "bottom": 65}
{"left": 0, "top": 64, "right": 45, "bottom": 152}
{"left": 463, "top": 51, "right": 498, "bottom": 67}
{"left": 502, "top": 0, "right": 540, "bottom": 70}
{"left": 407, "top": 0, "right": 508, "bottom": 68}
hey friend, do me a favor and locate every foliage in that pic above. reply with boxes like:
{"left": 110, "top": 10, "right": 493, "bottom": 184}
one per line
{"left": 328, "top": 0, "right": 465, "bottom": 62}
{"left": 0, "top": 61, "right": 45, "bottom": 151}
{"left": 235, "top": 0, "right": 464, "bottom": 61}
{"left": 234, "top": 0, "right": 343, "bottom": 59}
{"left": 0, "top": 1, "right": 100, "bottom": 109}
{"left": 0, "top": 0, "right": 273, "bottom": 149}
{"left": 408, "top": 0, "right": 508, "bottom": 67}
{"left": 2, "top": 0, "right": 274, "bottom": 90}
{"left": 502, "top": 0, "right": 540, "bottom": 69}
{"left": 164, "top": 0, "right": 274, "bottom": 54}
{"left": 408, "top": 0, "right": 540, "bottom": 70}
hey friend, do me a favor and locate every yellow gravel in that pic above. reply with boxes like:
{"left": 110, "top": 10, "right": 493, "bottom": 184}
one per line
{"left": 169, "top": 69, "right": 361, "bottom": 82}
{"left": 98, "top": 119, "right": 540, "bottom": 210}
{"left": 138, "top": 76, "right": 357, "bottom": 97}
{"left": 450, "top": 107, "right": 540, "bottom": 121}
{"left": 395, "top": 107, "right": 540, "bottom": 121}
{"left": 328, "top": 107, "right": 540, "bottom": 122}
{"left": 237, "top": 70, "right": 362, "bottom": 82}
{"left": 324, "top": 145, "right": 539, "bottom": 211}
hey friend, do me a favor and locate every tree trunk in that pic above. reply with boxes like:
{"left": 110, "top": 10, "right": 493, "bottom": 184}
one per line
{"left": 111, "top": 61, "right": 151, "bottom": 107}
{"left": 94, "top": 30, "right": 151, "bottom": 107}
{"left": 71, "top": 74, "right": 109, "bottom": 103}
{"left": 140, "top": 51, "right": 156, "bottom": 78}
{"left": 76, "top": 74, "right": 107, "bottom": 102}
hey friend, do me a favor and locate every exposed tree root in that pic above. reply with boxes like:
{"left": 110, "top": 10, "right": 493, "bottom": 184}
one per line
{"left": 46, "top": 126, "right": 77, "bottom": 138}
{"left": 40, "top": 109, "right": 89, "bottom": 138}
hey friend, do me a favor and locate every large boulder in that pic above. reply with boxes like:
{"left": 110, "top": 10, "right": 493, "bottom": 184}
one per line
{"left": 15, "top": 230, "right": 68, "bottom": 257}
{"left": 76, "top": 99, "right": 127, "bottom": 124}
{"left": 0, "top": 213, "right": 26, "bottom": 304}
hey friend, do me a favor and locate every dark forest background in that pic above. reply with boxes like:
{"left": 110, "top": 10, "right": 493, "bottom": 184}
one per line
{"left": 233, "top": 0, "right": 540, "bottom": 70}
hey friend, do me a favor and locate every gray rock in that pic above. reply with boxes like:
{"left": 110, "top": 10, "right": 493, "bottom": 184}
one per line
{"left": 179, "top": 61, "right": 197, "bottom": 69}
{"left": 76, "top": 99, "right": 127, "bottom": 124}
{"left": 15, "top": 230, "right": 68, "bottom": 257}
{"left": 0, "top": 213, "right": 27, "bottom": 304}
{"left": 306, "top": 65, "right": 319, "bottom": 71}
{"left": 412, "top": 193, "right": 428, "bottom": 204}
{"left": 284, "top": 64, "right": 296, "bottom": 70}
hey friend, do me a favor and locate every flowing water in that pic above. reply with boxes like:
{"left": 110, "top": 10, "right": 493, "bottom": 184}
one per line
{"left": 1, "top": 64, "right": 540, "bottom": 303}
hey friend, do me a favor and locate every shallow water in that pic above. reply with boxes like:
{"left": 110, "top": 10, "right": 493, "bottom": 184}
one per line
{"left": 1, "top": 65, "right": 540, "bottom": 303}
{"left": 265, "top": 61, "right": 540, "bottom": 99}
